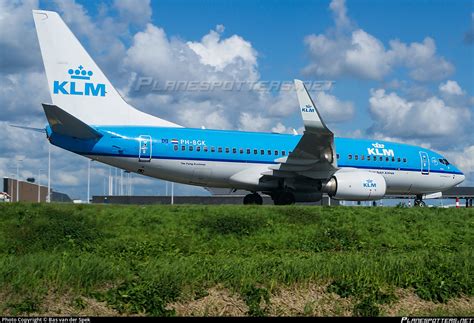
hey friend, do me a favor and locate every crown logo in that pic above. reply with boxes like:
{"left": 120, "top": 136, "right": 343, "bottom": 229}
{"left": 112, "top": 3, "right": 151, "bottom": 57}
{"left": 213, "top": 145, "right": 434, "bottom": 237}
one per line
{"left": 372, "top": 142, "right": 384, "bottom": 149}
{"left": 305, "top": 104, "right": 313, "bottom": 109}
{"left": 68, "top": 65, "right": 93, "bottom": 80}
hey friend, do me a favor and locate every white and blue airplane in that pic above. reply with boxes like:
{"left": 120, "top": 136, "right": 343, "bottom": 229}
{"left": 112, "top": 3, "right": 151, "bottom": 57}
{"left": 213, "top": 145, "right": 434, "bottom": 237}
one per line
{"left": 31, "top": 10, "right": 464, "bottom": 206}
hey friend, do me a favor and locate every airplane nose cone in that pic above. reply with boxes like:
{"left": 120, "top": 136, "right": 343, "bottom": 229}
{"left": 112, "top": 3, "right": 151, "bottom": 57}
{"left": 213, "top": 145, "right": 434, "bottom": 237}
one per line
{"left": 455, "top": 173, "right": 465, "bottom": 186}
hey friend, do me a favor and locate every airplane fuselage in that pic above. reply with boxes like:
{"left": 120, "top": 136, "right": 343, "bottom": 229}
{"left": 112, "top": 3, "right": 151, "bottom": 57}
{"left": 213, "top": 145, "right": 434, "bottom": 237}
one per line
{"left": 47, "top": 125, "right": 465, "bottom": 197}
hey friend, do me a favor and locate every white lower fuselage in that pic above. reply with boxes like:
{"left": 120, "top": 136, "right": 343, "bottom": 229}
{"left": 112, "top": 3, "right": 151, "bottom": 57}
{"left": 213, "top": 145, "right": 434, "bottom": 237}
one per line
{"left": 89, "top": 155, "right": 463, "bottom": 196}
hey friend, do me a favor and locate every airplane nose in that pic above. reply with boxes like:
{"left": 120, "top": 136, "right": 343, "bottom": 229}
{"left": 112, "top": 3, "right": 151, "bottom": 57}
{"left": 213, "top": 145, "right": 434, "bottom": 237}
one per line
{"left": 456, "top": 173, "right": 465, "bottom": 185}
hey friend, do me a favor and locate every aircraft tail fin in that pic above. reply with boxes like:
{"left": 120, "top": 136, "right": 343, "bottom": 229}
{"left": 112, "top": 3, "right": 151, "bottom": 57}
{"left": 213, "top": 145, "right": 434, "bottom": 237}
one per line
{"left": 33, "top": 10, "right": 180, "bottom": 128}
{"left": 43, "top": 103, "right": 103, "bottom": 139}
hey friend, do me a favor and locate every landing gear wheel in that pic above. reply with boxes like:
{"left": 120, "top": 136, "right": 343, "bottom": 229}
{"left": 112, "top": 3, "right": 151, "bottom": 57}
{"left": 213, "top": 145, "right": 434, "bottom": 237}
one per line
{"left": 414, "top": 194, "right": 425, "bottom": 207}
{"left": 273, "top": 191, "right": 295, "bottom": 205}
{"left": 243, "top": 193, "right": 263, "bottom": 205}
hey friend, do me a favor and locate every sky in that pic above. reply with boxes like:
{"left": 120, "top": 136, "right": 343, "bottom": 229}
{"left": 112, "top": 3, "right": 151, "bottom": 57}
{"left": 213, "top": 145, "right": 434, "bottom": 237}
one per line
{"left": 0, "top": 0, "right": 473, "bottom": 201}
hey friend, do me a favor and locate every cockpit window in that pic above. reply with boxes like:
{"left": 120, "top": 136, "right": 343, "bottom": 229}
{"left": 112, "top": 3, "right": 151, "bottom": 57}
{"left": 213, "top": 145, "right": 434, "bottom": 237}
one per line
{"left": 439, "top": 158, "right": 450, "bottom": 166}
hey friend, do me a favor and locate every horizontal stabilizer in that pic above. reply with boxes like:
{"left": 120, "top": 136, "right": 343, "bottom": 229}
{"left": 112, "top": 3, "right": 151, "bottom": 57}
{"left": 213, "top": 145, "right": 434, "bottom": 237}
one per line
{"left": 9, "top": 125, "right": 46, "bottom": 133}
{"left": 42, "top": 103, "right": 102, "bottom": 139}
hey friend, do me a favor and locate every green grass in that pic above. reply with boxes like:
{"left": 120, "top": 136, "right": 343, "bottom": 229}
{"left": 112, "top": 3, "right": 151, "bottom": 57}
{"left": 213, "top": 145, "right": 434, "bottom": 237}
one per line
{"left": 0, "top": 203, "right": 472, "bottom": 316}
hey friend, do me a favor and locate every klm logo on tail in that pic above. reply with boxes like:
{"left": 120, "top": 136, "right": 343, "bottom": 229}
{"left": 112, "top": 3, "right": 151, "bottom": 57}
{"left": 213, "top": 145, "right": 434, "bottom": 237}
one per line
{"left": 53, "top": 65, "right": 106, "bottom": 97}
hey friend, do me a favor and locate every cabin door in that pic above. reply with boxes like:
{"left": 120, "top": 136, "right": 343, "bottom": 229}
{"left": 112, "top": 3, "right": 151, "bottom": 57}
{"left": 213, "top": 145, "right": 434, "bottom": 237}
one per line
{"left": 419, "top": 151, "right": 430, "bottom": 175}
{"left": 138, "top": 135, "right": 152, "bottom": 162}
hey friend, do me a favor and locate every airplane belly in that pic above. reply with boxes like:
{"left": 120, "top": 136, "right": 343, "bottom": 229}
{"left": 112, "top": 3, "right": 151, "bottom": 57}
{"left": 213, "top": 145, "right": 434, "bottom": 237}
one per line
{"left": 88, "top": 155, "right": 253, "bottom": 188}
{"left": 368, "top": 169, "right": 448, "bottom": 195}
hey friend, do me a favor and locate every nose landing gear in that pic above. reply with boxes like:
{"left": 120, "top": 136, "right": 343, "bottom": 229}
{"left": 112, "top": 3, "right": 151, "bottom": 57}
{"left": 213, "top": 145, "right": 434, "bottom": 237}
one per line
{"left": 414, "top": 194, "right": 426, "bottom": 207}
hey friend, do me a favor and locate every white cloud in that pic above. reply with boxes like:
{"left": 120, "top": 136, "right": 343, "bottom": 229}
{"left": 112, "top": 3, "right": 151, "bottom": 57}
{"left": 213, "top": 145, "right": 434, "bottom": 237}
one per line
{"left": 388, "top": 37, "right": 454, "bottom": 81}
{"left": 238, "top": 112, "right": 272, "bottom": 132}
{"left": 303, "top": 0, "right": 454, "bottom": 81}
{"left": 187, "top": 28, "right": 258, "bottom": 73}
{"left": 345, "top": 30, "right": 392, "bottom": 80}
{"left": 439, "top": 80, "right": 464, "bottom": 96}
{"left": 271, "top": 122, "right": 288, "bottom": 134}
{"left": 368, "top": 88, "right": 471, "bottom": 141}
{"left": 329, "top": 0, "right": 351, "bottom": 30}
{"left": 313, "top": 91, "right": 354, "bottom": 122}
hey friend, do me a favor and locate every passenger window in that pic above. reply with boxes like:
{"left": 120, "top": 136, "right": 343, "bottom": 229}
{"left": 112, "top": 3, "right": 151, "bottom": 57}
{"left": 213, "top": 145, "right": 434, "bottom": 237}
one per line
{"left": 337, "top": 154, "right": 340, "bottom": 159}
{"left": 211, "top": 147, "right": 215, "bottom": 152}
{"left": 218, "top": 147, "right": 222, "bottom": 153}
{"left": 275, "top": 150, "right": 278, "bottom": 155}
{"left": 385, "top": 157, "right": 389, "bottom": 162}
{"left": 196, "top": 146, "right": 201, "bottom": 152}
{"left": 240, "top": 148, "right": 244, "bottom": 154}
{"left": 204, "top": 146, "right": 208, "bottom": 152}
{"left": 254, "top": 149, "right": 258, "bottom": 154}
{"left": 392, "top": 157, "right": 395, "bottom": 162}
{"left": 403, "top": 158, "right": 406, "bottom": 162}
{"left": 361, "top": 155, "right": 365, "bottom": 160}
{"left": 173, "top": 145, "right": 178, "bottom": 151}
{"left": 260, "top": 149, "right": 264, "bottom": 155}
{"left": 189, "top": 146, "right": 194, "bottom": 151}
{"left": 225, "top": 147, "right": 229, "bottom": 153}
{"left": 267, "top": 150, "right": 271, "bottom": 155}
{"left": 247, "top": 148, "right": 251, "bottom": 154}
{"left": 348, "top": 154, "right": 352, "bottom": 160}
{"left": 282, "top": 151, "right": 286, "bottom": 156}
{"left": 367, "top": 156, "right": 371, "bottom": 161}
{"left": 379, "top": 156, "right": 383, "bottom": 161}
{"left": 181, "top": 146, "right": 186, "bottom": 151}
{"left": 232, "top": 148, "right": 237, "bottom": 153}
{"left": 355, "top": 155, "right": 358, "bottom": 160}
{"left": 397, "top": 157, "right": 401, "bottom": 162}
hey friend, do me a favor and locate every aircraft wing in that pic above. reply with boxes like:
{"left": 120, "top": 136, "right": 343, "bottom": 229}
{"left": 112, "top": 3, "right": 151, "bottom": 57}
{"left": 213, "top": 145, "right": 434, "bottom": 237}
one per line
{"left": 262, "top": 80, "right": 338, "bottom": 180}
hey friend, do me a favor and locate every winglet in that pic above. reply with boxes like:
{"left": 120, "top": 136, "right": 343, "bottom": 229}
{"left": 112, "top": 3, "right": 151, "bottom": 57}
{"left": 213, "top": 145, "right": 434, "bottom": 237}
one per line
{"left": 294, "top": 79, "right": 332, "bottom": 134}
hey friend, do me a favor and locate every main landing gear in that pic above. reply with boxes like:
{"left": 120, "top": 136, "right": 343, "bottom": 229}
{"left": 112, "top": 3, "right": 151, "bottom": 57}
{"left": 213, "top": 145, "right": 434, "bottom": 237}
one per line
{"left": 414, "top": 194, "right": 426, "bottom": 207}
{"left": 272, "top": 191, "right": 296, "bottom": 205}
{"left": 243, "top": 193, "right": 263, "bottom": 205}
{"left": 242, "top": 191, "right": 296, "bottom": 206}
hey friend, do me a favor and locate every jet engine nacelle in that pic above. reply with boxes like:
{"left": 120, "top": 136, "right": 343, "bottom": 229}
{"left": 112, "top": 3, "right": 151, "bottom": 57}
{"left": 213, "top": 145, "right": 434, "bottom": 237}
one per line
{"left": 323, "top": 170, "right": 386, "bottom": 201}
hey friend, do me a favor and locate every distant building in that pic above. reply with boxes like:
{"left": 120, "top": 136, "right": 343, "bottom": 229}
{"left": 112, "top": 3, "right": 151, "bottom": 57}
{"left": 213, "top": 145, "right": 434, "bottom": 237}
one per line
{"left": 2, "top": 177, "right": 72, "bottom": 203}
